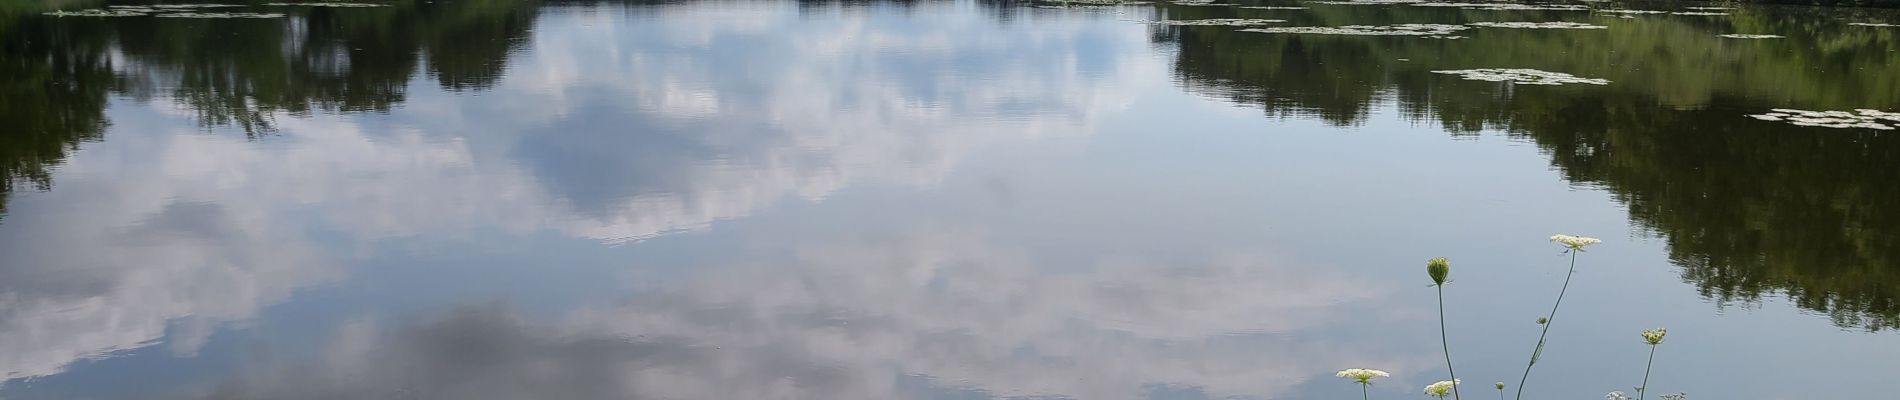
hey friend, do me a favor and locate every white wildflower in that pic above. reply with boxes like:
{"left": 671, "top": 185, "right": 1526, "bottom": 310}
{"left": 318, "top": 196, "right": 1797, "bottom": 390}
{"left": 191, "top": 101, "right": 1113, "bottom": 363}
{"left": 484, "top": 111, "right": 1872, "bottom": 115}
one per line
{"left": 1642, "top": 327, "right": 1668, "bottom": 345}
{"left": 1423, "top": 379, "right": 1459, "bottom": 398}
{"left": 1336, "top": 368, "right": 1391, "bottom": 383}
{"left": 1550, "top": 234, "right": 1602, "bottom": 250}
{"left": 1607, "top": 391, "right": 1632, "bottom": 400}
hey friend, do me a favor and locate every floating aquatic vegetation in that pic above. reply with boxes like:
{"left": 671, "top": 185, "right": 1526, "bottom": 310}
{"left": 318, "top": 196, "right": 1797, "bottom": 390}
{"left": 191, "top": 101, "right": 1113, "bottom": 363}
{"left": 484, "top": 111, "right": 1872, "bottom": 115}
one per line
{"left": 1430, "top": 68, "right": 1610, "bottom": 85}
{"left": 1717, "top": 34, "right": 1782, "bottom": 39}
{"left": 1239, "top": 6, "right": 1309, "bottom": 9}
{"left": 1747, "top": 109, "right": 1900, "bottom": 130}
{"left": 1670, "top": 11, "right": 1728, "bottom": 16}
{"left": 44, "top": 9, "right": 149, "bottom": 17}
{"left": 1412, "top": 2, "right": 1589, "bottom": 11}
{"left": 1242, "top": 23, "right": 1469, "bottom": 37}
{"left": 1144, "top": 18, "right": 1286, "bottom": 25}
{"left": 1849, "top": 22, "right": 1899, "bottom": 27}
{"left": 1312, "top": 0, "right": 1427, "bottom": 5}
{"left": 265, "top": 2, "right": 393, "bottom": 7}
{"left": 1468, "top": 21, "right": 1608, "bottom": 29}
{"left": 46, "top": 4, "right": 278, "bottom": 18}
{"left": 155, "top": 12, "right": 287, "bottom": 18}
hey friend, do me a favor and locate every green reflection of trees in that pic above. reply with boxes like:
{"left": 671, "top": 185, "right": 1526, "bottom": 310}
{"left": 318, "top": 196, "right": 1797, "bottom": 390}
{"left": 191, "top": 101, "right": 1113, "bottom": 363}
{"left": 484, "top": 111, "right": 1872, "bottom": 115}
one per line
{"left": 105, "top": 0, "right": 540, "bottom": 135}
{"left": 1155, "top": 4, "right": 1900, "bottom": 330}
{"left": 0, "top": 0, "right": 538, "bottom": 221}
{"left": 0, "top": 4, "right": 113, "bottom": 219}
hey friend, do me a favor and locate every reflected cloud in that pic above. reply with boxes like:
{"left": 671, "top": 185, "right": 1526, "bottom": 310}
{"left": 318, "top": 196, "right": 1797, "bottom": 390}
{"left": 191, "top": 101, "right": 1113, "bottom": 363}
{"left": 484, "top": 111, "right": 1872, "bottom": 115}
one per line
{"left": 1, "top": 0, "right": 1155, "bottom": 383}
{"left": 188, "top": 232, "right": 1421, "bottom": 400}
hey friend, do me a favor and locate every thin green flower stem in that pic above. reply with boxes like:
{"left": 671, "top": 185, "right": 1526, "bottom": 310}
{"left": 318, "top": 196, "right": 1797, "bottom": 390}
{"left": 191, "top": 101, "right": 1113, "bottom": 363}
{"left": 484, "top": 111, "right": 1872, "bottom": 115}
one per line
{"left": 1362, "top": 382, "right": 1370, "bottom": 400}
{"left": 1497, "top": 388, "right": 1504, "bottom": 400}
{"left": 1516, "top": 250, "right": 1578, "bottom": 400}
{"left": 1437, "top": 285, "right": 1461, "bottom": 400}
{"left": 1638, "top": 344, "right": 1657, "bottom": 400}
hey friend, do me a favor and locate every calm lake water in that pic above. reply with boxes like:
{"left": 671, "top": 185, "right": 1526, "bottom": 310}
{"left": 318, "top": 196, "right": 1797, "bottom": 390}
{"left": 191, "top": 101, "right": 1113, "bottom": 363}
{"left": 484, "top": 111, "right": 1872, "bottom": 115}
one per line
{"left": 3, "top": 0, "right": 1898, "bottom": 398}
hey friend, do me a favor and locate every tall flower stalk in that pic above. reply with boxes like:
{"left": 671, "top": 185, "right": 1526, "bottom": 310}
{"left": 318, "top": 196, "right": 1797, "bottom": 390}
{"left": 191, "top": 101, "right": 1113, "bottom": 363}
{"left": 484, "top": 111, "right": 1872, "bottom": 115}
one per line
{"left": 1337, "top": 368, "right": 1389, "bottom": 400}
{"left": 1516, "top": 234, "right": 1600, "bottom": 400}
{"left": 1637, "top": 328, "right": 1667, "bottom": 400}
{"left": 1427, "top": 257, "right": 1461, "bottom": 400}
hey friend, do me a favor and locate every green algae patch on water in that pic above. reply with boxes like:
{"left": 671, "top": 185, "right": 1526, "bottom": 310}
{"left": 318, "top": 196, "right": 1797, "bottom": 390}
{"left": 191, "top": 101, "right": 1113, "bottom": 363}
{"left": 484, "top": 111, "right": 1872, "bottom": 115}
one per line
{"left": 1748, "top": 109, "right": 1900, "bottom": 130}
{"left": 1430, "top": 69, "right": 1610, "bottom": 85}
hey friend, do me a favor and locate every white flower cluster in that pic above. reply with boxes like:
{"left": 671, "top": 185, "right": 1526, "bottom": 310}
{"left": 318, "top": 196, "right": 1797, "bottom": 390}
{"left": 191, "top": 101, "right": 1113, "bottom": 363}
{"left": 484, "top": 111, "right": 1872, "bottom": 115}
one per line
{"left": 1550, "top": 234, "right": 1603, "bottom": 250}
{"left": 1144, "top": 18, "right": 1286, "bottom": 26}
{"left": 1607, "top": 391, "right": 1632, "bottom": 400}
{"left": 1641, "top": 328, "right": 1668, "bottom": 345}
{"left": 1431, "top": 69, "right": 1611, "bottom": 86}
{"left": 1242, "top": 24, "right": 1470, "bottom": 37}
{"left": 1717, "top": 34, "right": 1784, "bottom": 39}
{"left": 1849, "top": 22, "right": 1900, "bottom": 27}
{"left": 1747, "top": 108, "right": 1900, "bottom": 130}
{"left": 1423, "top": 379, "right": 1460, "bottom": 398}
{"left": 1468, "top": 21, "right": 1608, "bottom": 29}
{"left": 1335, "top": 368, "right": 1390, "bottom": 383}
{"left": 1412, "top": 2, "right": 1589, "bottom": 11}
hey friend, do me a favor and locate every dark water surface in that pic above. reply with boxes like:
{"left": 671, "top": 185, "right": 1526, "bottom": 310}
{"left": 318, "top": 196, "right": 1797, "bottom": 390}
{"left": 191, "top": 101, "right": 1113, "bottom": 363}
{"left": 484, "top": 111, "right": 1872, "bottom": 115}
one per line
{"left": 2, "top": 0, "right": 1898, "bottom": 398}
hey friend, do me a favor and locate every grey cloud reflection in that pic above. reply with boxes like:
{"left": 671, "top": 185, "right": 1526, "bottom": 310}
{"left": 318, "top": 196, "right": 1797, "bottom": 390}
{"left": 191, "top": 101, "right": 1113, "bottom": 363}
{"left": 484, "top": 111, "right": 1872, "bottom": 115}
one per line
{"left": 189, "top": 232, "right": 1424, "bottom": 400}
{"left": 1, "top": 0, "right": 1155, "bottom": 384}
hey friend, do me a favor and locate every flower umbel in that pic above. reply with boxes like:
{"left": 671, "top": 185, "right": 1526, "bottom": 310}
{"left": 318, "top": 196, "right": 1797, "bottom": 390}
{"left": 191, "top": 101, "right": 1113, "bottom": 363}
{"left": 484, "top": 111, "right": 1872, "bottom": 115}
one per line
{"left": 1549, "top": 234, "right": 1601, "bottom": 251}
{"left": 1641, "top": 328, "right": 1667, "bottom": 345}
{"left": 1427, "top": 257, "right": 1450, "bottom": 285}
{"left": 1337, "top": 368, "right": 1390, "bottom": 384}
{"left": 1424, "top": 379, "right": 1460, "bottom": 398}
{"left": 1606, "top": 391, "right": 1631, "bottom": 400}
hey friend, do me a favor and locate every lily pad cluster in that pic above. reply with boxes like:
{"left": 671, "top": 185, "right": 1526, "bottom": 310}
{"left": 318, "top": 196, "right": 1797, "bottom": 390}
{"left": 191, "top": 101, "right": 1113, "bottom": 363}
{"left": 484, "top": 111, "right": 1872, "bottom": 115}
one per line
{"left": 1144, "top": 18, "right": 1286, "bottom": 26}
{"left": 1242, "top": 23, "right": 1469, "bottom": 37}
{"left": 1413, "top": 3, "right": 1589, "bottom": 11}
{"left": 1468, "top": 21, "right": 1607, "bottom": 29}
{"left": 1747, "top": 109, "right": 1900, "bottom": 130}
{"left": 1597, "top": 9, "right": 1669, "bottom": 15}
{"left": 46, "top": 4, "right": 292, "bottom": 18}
{"left": 1312, "top": 0, "right": 1428, "bottom": 5}
{"left": 265, "top": 2, "right": 392, "bottom": 7}
{"left": 1430, "top": 69, "right": 1611, "bottom": 85}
